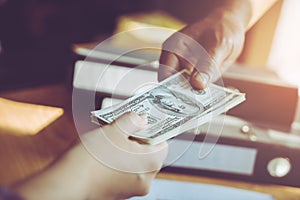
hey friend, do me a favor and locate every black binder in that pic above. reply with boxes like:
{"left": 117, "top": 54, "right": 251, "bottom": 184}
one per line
{"left": 162, "top": 119, "right": 300, "bottom": 188}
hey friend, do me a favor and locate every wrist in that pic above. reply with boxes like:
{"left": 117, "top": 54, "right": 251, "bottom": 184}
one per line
{"left": 15, "top": 143, "right": 96, "bottom": 200}
{"left": 208, "top": 0, "right": 252, "bottom": 31}
{"left": 68, "top": 143, "right": 113, "bottom": 200}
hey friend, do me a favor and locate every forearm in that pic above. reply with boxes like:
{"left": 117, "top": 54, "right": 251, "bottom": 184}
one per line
{"left": 209, "top": 0, "right": 252, "bottom": 30}
{"left": 15, "top": 144, "right": 109, "bottom": 200}
{"left": 202, "top": 0, "right": 278, "bottom": 31}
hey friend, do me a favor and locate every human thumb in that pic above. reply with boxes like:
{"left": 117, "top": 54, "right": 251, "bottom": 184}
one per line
{"left": 111, "top": 112, "right": 148, "bottom": 136}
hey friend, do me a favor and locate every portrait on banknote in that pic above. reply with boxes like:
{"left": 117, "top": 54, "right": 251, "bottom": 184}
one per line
{"left": 148, "top": 85, "right": 203, "bottom": 117}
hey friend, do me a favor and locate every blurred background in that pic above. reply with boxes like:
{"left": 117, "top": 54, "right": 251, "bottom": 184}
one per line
{"left": 0, "top": 0, "right": 219, "bottom": 91}
{"left": 1, "top": 0, "right": 299, "bottom": 91}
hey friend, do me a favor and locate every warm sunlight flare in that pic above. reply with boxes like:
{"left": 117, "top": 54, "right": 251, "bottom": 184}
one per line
{"left": 0, "top": 98, "right": 64, "bottom": 135}
{"left": 268, "top": 0, "right": 300, "bottom": 94}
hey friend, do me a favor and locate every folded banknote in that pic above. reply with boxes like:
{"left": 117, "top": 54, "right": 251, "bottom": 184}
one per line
{"left": 91, "top": 70, "right": 245, "bottom": 145}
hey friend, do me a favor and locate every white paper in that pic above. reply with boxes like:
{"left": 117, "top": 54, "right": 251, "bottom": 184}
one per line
{"left": 129, "top": 179, "right": 274, "bottom": 200}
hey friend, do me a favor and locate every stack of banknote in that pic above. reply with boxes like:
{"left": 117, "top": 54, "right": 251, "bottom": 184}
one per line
{"left": 91, "top": 70, "right": 245, "bottom": 145}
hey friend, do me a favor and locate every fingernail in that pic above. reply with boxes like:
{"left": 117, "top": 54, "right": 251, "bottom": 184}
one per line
{"left": 138, "top": 113, "right": 148, "bottom": 125}
{"left": 139, "top": 113, "right": 147, "bottom": 119}
{"left": 195, "top": 72, "right": 209, "bottom": 87}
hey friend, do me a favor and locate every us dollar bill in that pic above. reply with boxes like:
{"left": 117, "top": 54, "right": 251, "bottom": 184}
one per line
{"left": 91, "top": 70, "right": 245, "bottom": 145}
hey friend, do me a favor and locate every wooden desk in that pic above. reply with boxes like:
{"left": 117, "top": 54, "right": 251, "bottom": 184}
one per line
{"left": 0, "top": 84, "right": 77, "bottom": 185}
{"left": 1, "top": 84, "right": 300, "bottom": 200}
{"left": 157, "top": 173, "right": 300, "bottom": 200}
